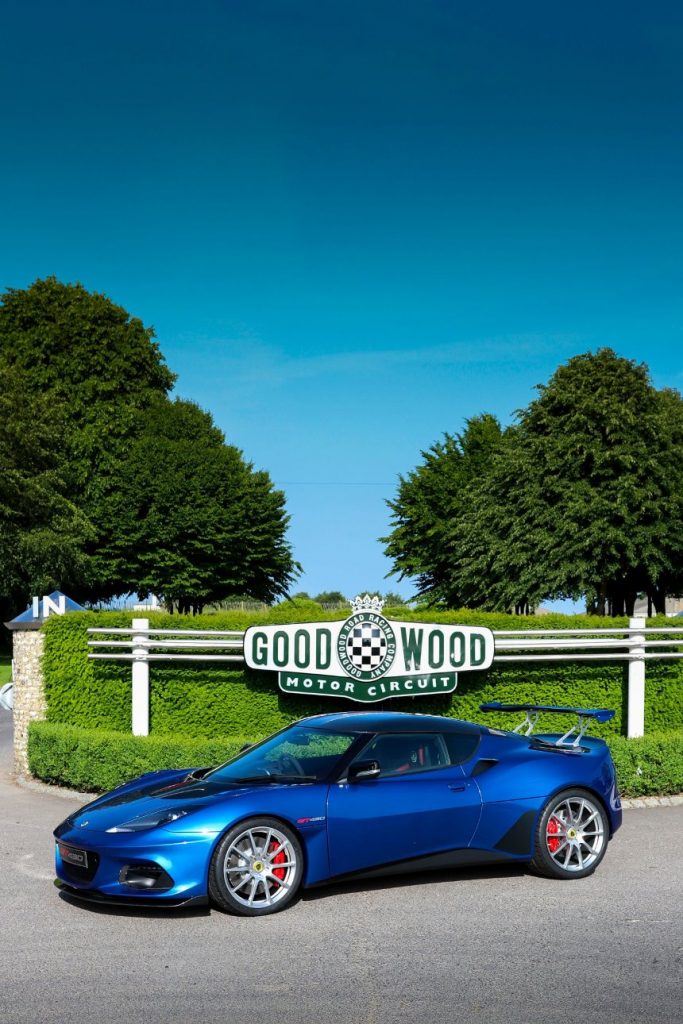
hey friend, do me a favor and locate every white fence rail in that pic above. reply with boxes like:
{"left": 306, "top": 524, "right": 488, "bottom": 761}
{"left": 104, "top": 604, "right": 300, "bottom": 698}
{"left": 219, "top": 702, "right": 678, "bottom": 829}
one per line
{"left": 87, "top": 616, "right": 683, "bottom": 739}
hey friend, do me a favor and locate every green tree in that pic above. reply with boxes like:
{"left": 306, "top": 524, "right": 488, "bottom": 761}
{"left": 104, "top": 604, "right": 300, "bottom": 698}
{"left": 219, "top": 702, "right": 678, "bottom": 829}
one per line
{"left": 92, "top": 398, "right": 299, "bottom": 611}
{"left": 0, "top": 366, "right": 93, "bottom": 622}
{"left": 647, "top": 386, "right": 683, "bottom": 609}
{"left": 313, "top": 591, "right": 347, "bottom": 606}
{"left": 0, "top": 277, "right": 176, "bottom": 599}
{"left": 384, "top": 350, "right": 683, "bottom": 616}
{"left": 477, "top": 349, "right": 683, "bottom": 615}
{"left": 442, "top": 426, "right": 546, "bottom": 613}
{"left": 0, "top": 277, "right": 174, "bottom": 407}
{"left": 382, "top": 414, "right": 505, "bottom": 605}
{"left": 0, "top": 277, "right": 175, "bottom": 475}
{"left": 0, "top": 278, "right": 300, "bottom": 609}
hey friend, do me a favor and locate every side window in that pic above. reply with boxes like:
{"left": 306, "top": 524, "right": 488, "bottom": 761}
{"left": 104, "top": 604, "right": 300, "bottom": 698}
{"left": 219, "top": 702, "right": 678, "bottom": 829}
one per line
{"left": 443, "top": 731, "right": 480, "bottom": 765}
{"left": 359, "top": 733, "right": 449, "bottom": 777}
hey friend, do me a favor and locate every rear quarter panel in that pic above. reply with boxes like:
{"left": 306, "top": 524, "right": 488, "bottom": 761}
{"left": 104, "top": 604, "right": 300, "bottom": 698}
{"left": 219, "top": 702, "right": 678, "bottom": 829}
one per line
{"left": 467, "top": 733, "right": 621, "bottom": 856}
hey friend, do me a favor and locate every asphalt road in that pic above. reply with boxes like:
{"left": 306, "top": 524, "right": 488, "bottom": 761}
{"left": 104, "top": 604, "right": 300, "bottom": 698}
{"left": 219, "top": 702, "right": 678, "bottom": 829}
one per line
{"left": 0, "top": 706, "right": 681, "bottom": 1024}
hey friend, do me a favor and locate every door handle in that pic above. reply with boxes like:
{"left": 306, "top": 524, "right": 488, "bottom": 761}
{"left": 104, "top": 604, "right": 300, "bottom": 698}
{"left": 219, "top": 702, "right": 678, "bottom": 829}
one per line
{"left": 448, "top": 783, "right": 466, "bottom": 792}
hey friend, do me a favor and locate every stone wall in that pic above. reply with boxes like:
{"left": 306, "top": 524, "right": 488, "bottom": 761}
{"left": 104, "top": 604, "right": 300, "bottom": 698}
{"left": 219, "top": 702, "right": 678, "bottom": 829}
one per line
{"left": 11, "top": 629, "right": 46, "bottom": 776}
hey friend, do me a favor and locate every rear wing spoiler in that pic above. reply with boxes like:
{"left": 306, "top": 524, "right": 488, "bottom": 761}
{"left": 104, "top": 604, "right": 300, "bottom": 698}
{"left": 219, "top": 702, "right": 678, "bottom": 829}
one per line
{"left": 479, "top": 702, "right": 615, "bottom": 748}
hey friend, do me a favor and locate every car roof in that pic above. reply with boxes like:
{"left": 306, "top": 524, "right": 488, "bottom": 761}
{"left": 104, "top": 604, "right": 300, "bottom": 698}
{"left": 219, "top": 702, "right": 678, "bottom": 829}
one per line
{"left": 297, "top": 711, "right": 482, "bottom": 735}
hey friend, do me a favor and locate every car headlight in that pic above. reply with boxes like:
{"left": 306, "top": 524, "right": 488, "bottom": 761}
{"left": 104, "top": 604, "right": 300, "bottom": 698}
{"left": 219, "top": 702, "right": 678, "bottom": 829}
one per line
{"left": 106, "top": 809, "right": 191, "bottom": 833}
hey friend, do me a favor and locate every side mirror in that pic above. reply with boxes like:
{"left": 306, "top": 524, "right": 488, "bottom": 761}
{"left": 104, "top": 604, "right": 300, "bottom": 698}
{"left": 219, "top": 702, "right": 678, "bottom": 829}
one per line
{"left": 347, "top": 759, "right": 381, "bottom": 783}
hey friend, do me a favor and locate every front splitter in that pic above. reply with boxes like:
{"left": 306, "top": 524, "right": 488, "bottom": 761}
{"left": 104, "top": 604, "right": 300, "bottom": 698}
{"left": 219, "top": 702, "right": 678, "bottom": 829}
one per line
{"left": 54, "top": 879, "right": 208, "bottom": 909}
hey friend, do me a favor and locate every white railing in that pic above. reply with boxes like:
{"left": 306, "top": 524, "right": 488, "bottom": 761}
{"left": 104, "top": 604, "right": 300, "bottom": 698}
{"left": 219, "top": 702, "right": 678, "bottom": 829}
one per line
{"left": 492, "top": 626, "right": 683, "bottom": 659}
{"left": 87, "top": 616, "right": 683, "bottom": 739}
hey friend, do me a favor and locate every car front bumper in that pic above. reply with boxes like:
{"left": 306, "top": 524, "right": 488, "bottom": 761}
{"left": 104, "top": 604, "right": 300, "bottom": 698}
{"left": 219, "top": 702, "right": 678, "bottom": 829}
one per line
{"left": 54, "top": 828, "right": 217, "bottom": 904}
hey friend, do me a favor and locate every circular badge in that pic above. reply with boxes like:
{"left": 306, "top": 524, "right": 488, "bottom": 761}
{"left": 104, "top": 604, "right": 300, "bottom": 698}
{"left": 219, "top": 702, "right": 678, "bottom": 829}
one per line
{"left": 337, "top": 613, "right": 396, "bottom": 681}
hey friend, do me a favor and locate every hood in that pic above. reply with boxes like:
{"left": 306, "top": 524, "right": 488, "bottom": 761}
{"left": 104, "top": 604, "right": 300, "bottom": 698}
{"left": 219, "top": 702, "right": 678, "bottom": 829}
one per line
{"left": 55, "top": 768, "right": 316, "bottom": 835}
{"left": 57, "top": 768, "right": 225, "bottom": 834}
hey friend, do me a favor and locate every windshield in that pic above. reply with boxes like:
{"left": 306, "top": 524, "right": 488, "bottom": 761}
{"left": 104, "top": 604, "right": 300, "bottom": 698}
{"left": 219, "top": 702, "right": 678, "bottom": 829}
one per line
{"left": 207, "top": 725, "right": 358, "bottom": 784}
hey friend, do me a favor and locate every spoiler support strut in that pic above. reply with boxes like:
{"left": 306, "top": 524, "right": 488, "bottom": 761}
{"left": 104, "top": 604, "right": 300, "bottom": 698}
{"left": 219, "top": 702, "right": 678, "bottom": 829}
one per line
{"left": 480, "top": 702, "right": 615, "bottom": 748}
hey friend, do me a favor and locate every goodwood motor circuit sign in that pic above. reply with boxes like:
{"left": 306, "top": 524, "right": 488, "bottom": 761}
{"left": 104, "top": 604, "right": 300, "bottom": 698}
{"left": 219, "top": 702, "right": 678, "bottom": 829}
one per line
{"left": 244, "top": 595, "right": 494, "bottom": 703}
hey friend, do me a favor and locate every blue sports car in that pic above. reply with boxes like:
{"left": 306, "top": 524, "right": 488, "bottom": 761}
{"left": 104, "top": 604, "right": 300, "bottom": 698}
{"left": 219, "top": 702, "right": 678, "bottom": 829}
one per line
{"left": 54, "top": 704, "right": 622, "bottom": 916}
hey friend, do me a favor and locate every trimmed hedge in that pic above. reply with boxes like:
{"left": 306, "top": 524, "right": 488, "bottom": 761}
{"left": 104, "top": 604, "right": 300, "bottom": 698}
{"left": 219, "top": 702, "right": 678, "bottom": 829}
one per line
{"left": 41, "top": 606, "right": 683, "bottom": 739}
{"left": 27, "top": 720, "right": 254, "bottom": 793}
{"left": 609, "top": 729, "right": 683, "bottom": 797}
{"left": 27, "top": 719, "right": 683, "bottom": 797}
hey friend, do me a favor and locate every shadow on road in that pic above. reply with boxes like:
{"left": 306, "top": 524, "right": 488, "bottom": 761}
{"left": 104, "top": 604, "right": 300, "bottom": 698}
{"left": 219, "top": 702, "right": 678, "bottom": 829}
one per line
{"left": 54, "top": 861, "right": 528, "bottom": 919}
{"left": 56, "top": 890, "right": 211, "bottom": 919}
{"left": 301, "top": 861, "right": 528, "bottom": 902}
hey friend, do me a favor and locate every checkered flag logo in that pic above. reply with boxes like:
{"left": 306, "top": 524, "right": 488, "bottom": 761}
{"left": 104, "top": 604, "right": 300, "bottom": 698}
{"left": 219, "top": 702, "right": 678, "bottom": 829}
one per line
{"left": 345, "top": 622, "right": 388, "bottom": 671}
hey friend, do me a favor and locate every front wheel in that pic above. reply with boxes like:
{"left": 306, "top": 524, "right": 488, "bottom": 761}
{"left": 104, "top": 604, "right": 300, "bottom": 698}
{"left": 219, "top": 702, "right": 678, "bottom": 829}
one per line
{"left": 209, "top": 817, "right": 303, "bottom": 916}
{"left": 531, "top": 789, "right": 608, "bottom": 880}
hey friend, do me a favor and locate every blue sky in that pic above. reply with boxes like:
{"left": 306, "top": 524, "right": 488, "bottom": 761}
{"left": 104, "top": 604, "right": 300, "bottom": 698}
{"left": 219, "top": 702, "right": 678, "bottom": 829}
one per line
{"left": 2, "top": 1, "right": 682, "bottom": 602}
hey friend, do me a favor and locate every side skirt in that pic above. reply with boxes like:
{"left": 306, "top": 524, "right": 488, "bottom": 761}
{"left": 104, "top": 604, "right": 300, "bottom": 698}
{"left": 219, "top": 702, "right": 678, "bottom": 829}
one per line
{"left": 311, "top": 848, "right": 524, "bottom": 888}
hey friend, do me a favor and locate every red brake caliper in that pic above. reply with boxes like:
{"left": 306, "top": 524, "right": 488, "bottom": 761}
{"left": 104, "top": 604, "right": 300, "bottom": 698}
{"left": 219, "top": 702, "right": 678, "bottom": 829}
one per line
{"left": 269, "top": 841, "right": 286, "bottom": 882}
{"left": 547, "top": 816, "right": 562, "bottom": 853}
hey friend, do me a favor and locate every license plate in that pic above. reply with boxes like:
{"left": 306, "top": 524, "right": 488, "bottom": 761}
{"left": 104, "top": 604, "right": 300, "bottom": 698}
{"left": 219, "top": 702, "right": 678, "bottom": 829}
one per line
{"left": 58, "top": 843, "right": 88, "bottom": 869}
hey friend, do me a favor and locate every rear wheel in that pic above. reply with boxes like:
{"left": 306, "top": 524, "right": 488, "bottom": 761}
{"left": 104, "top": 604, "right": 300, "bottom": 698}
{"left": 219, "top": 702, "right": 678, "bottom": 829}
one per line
{"left": 531, "top": 789, "right": 608, "bottom": 880}
{"left": 209, "top": 817, "right": 303, "bottom": 916}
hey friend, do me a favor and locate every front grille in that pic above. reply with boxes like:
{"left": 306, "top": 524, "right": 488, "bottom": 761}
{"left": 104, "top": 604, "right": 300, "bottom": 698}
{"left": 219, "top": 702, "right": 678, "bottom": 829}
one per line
{"left": 61, "top": 851, "right": 100, "bottom": 884}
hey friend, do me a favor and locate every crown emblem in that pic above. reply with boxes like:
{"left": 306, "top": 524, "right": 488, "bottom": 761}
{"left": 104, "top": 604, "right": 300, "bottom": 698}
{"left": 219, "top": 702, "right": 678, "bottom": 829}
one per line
{"left": 350, "top": 593, "right": 384, "bottom": 615}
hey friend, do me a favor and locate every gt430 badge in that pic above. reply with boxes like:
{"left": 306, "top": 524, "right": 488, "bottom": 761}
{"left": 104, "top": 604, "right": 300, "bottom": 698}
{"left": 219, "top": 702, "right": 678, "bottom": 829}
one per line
{"left": 244, "top": 596, "right": 494, "bottom": 703}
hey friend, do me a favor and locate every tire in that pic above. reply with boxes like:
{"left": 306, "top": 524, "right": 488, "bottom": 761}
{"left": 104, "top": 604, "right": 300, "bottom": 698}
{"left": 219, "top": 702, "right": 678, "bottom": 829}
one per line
{"left": 531, "top": 788, "right": 609, "bottom": 880}
{"left": 209, "top": 817, "right": 304, "bottom": 916}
